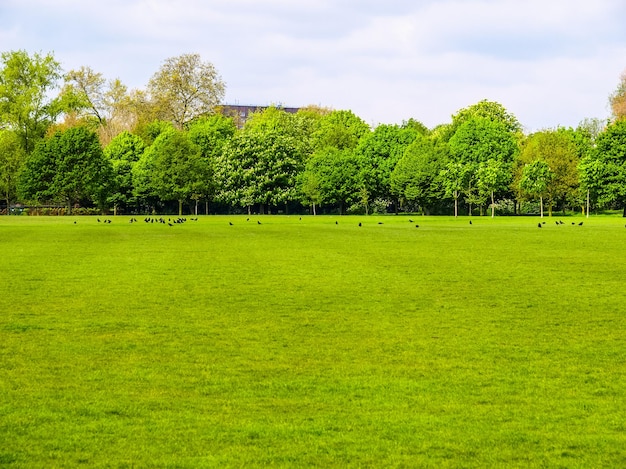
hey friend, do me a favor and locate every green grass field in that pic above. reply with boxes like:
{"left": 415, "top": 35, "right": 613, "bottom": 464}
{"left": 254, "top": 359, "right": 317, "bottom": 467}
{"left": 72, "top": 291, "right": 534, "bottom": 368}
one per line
{"left": 1, "top": 214, "right": 626, "bottom": 467}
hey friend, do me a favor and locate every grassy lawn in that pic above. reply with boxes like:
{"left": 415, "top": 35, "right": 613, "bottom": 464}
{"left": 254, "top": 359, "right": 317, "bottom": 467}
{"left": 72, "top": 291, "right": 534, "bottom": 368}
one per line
{"left": 1, "top": 214, "right": 626, "bottom": 467}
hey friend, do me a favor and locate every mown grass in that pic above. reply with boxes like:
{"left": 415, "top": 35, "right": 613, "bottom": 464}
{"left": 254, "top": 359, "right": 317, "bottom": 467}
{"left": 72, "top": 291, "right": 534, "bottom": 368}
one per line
{"left": 1, "top": 214, "right": 626, "bottom": 467}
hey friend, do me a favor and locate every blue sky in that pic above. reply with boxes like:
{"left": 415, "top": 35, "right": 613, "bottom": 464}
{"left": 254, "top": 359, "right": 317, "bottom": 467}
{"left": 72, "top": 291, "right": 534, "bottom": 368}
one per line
{"left": 1, "top": 0, "right": 625, "bottom": 131}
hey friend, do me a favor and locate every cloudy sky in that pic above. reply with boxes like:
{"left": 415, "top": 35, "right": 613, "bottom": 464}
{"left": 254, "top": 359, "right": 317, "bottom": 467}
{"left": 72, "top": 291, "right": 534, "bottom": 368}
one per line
{"left": 1, "top": 0, "right": 625, "bottom": 131}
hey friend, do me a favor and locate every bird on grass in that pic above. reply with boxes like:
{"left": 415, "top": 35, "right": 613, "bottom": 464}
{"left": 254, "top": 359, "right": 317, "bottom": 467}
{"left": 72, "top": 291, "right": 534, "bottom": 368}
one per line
{"left": 229, "top": 222, "right": 233, "bottom": 226}
{"left": 408, "top": 219, "right": 414, "bottom": 223}
{"left": 378, "top": 222, "right": 384, "bottom": 225}
{"left": 537, "top": 223, "right": 542, "bottom": 228}
{"left": 469, "top": 220, "right": 472, "bottom": 225}
{"left": 578, "top": 222, "right": 583, "bottom": 226}
{"left": 257, "top": 220, "right": 262, "bottom": 225}
{"left": 97, "top": 218, "right": 101, "bottom": 222}
{"left": 358, "top": 222, "right": 362, "bottom": 227}
{"left": 335, "top": 221, "right": 338, "bottom": 225}
{"left": 415, "top": 224, "right": 419, "bottom": 228}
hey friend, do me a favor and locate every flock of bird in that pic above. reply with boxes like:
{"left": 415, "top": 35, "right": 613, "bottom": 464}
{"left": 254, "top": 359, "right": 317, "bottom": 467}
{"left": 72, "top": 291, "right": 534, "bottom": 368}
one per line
{"left": 74, "top": 217, "right": 613, "bottom": 229}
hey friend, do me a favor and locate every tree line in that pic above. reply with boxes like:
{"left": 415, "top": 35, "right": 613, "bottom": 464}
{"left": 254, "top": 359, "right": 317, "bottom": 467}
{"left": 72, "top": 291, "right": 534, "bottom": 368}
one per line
{"left": 1, "top": 50, "right": 626, "bottom": 216}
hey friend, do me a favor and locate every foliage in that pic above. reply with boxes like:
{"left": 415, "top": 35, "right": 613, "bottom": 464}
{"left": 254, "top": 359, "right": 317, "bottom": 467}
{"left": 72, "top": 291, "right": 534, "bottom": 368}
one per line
{"left": 133, "top": 129, "right": 207, "bottom": 215}
{"left": 0, "top": 50, "right": 63, "bottom": 152}
{"left": 313, "top": 109, "right": 370, "bottom": 151}
{"left": 390, "top": 134, "right": 445, "bottom": 212}
{"left": 18, "top": 126, "right": 113, "bottom": 211}
{"left": 609, "top": 70, "right": 626, "bottom": 121}
{"left": 104, "top": 131, "right": 145, "bottom": 212}
{"left": 216, "top": 130, "right": 302, "bottom": 212}
{"left": 583, "top": 120, "right": 626, "bottom": 213}
{"left": 147, "top": 53, "right": 225, "bottom": 128}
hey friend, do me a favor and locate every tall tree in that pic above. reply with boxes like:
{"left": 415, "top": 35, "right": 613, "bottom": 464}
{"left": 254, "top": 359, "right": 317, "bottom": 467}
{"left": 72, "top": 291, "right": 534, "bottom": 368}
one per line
{"left": 187, "top": 114, "right": 236, "bottom": 214}
{"left": 519, "top": 160, "right": 553, "bottom": 218}
{"left": 134, "top": 129, "right": 207, "bottom": 215}
{"left": 0, "top": 50, "right": 63, "bottom": 153}
{"left": 355, "top": 122, "right": 423, "bottom": 212}
{"left": 448, "top": 116, "right": 519, "bottom": 215}
{"left": 19, "top": 126, "right": 114, "bottom": 213}
{"left": 390, "top": 134, "right": 445, "bottom": 214}
{"left": 584, "top": 120, "right": 626, "bottom": 215}
{"left": 104, "top": 131, "right": 145, "bottom": 214}
{"left": 216, "top": 130, "right": 302, "bottom": 214}
{"left": 0, "top": 130, "right": 26, "bottom": 214}
{"left": 148, "top": 53, "right": 225, "bottom": 128}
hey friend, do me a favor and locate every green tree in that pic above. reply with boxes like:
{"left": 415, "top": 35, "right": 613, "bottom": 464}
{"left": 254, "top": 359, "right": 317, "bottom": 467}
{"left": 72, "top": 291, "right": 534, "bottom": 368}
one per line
{"left": 104, "top": 131, "right": 145, "bottom": 214}
{"left": 519, "top": 160, "right": 553, "bottom": 218}
{"left": 313, "top": 110, "right": 370, "bottom": 151}
{"left": 0, "top": 130, "right": 26, "bottom": 214}
{"left": 216, "top": 130, "right": 302, "bottom": 214}
{"left": 355, "top": 122, "right": 423, "bottom": 212}
{"left": 0, "top": 50, "right": 63, "bottom": 153}
{"left": 187, "top": 114, "right": 236, "bottom": 214}
{"left": 390, "top": 134, "right": 444, "bottom": 214}
{"left": 302, "top": 148, "right": 364, "bottom": 214}
{"left": 585, "top": 120, "right": 626, "bottom": 215}
{"left": 515, "top": 130, "right": 580, "bottom": 215}
{"left": 19, "top": 127, "right": 113, "bottom": 213}
{"left": 148, "top": 53, "right": 225, "bottom": 128}
{"left": 134, "top": 129, "right": 207, "bottom": 215}
{"left": 448, "top": 116, "right": 519, "bottom": 215}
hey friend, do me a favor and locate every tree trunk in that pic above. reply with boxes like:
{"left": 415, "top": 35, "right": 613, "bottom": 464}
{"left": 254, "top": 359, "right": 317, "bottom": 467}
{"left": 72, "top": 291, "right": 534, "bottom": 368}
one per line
{"left": 491, "top": 191, "right": 495, "bottom": 218}
{"left": 178, "top": 199, "right": 183, "bottom": 216}
{"left": 312, "top": 203, "right": 316, "bottom": 216}
{"left": 540, "top": 196, "right": 544, "bottom": 218}
{"left": 454, "top": 191, "right": 458, "bottom": 218}
{"left": 205, "top": 199, "right": 209, "bottom": 215}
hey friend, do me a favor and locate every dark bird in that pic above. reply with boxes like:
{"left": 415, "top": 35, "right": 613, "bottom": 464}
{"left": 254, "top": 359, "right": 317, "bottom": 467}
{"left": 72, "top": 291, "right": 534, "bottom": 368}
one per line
{"left": 555, "top": 221, "right": 559, "bottom": 225}
{"left": 335, "top": 221, "right": 338, "bottom": 225}
{"left": 73, "top": 221, "right": 77, "bottom": 224}
{"left": 97, "top": 218, "right": 101, "bottom": 222}
{"left": 299, "top": 217, "right": 302, "bottom": 221}
{"left": 572, "top": 222, "right": 575, "bottom": 225}
{"left": 246, "top": 218, "right": 250, "bottom": 222}
{"left": 542, "top": 221, "right": 546, "bottom": 224}
{"left": 578, "top": 222, "right": 583, "bottom": 226}
{"left": 358, "top": 222, "right": 362, "bottom": 227}
{"left": 408, "top": 219, "right": 414, "bottom": 223}
{"left": 257, "top": 220, "right": 262, "bottom": 225}
{"left": 229, "top": 222, "right": 233, "bottom": 226}
{"left": 378, "top": 222, "right": 383, "bottom": 225}
{"left": 538, "top": 223, "right": 542, "bottom": 228}
{"left": 415, "top": 225, "right": 419, "bottom": 228}
{"left": 168, "top": 223, "right": 173, "bottom": 226}
{"left": 469, "top": 220, "right": 472, "bottom": 225}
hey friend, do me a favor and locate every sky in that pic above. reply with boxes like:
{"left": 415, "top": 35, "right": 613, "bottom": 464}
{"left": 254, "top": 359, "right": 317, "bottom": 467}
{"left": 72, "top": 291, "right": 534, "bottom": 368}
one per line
{"left": 1, "top": 0, "right": 626, "bottom": 132}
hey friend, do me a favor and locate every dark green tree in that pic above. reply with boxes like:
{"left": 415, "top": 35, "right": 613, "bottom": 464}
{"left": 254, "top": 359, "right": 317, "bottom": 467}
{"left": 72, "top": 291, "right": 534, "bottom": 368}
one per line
{"left": 19, "top": 126, "right": 113, "bottom": 213}
{"left": 104, "top": 131, "right": 145, "bottom": 214}
{"left": 0, "top": 130, "right": 26, "bottom": 214}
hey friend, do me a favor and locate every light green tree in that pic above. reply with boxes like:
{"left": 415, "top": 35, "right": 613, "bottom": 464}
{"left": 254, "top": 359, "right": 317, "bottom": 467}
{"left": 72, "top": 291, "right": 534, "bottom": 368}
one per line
{"left": 519, "top": 160, "right": 553, "bottom": 218}
{"left": 0, "top": 50, "right": 63, "bottom": 153}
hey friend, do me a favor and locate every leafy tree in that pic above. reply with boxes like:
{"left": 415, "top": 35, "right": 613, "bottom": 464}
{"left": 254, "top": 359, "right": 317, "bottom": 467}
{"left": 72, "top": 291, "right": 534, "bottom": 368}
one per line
{"left": 134, "top": 129, "right": 207, "bottom": 215}
{"left": 104, "top": 131, "right": 145, "bottom": 214}
{"left": 313, "top": 110, "right": 370, "bottom": 151}
{"left": 187, "top": 114, "right": 236, "bottom": 213}
{"left": 301, "top": 148, "right": 364, "bottom": 214}
{"left": 0, "top": 50, "right": 63, "bottom": 152}
{"left": 216, "top": 130, "right": 302, "bottom": 214}
{"left": 584, "top": 120, "right": 626, "bottom": 215}
{"left": 62, "top": 67, "right": 134, "bottom": 144}
{"left": 519, "top": 160, "right": 553, "bottom": 218}
{"left": 148, "top": 53, "right": 225, "bottom": 128}
{"left": 0, "top": 130, "right": 26, "bottom": 214}
{"left": 515, "top": 130, "right": 580, "bottom": 215}
{"left": 448, "top": 116, "right": 519, "bottom": 215}
{"left": 19, "top": 126, "right": 114, "bottom": 213}
{"left": 439, "top": 161, "right": 468, "bottom": 218}
{"left": 355, "top": 122, "right": 423, "bottom": 211}
{"left": 390, "top": 134, "right": 445, "bottom": 214}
